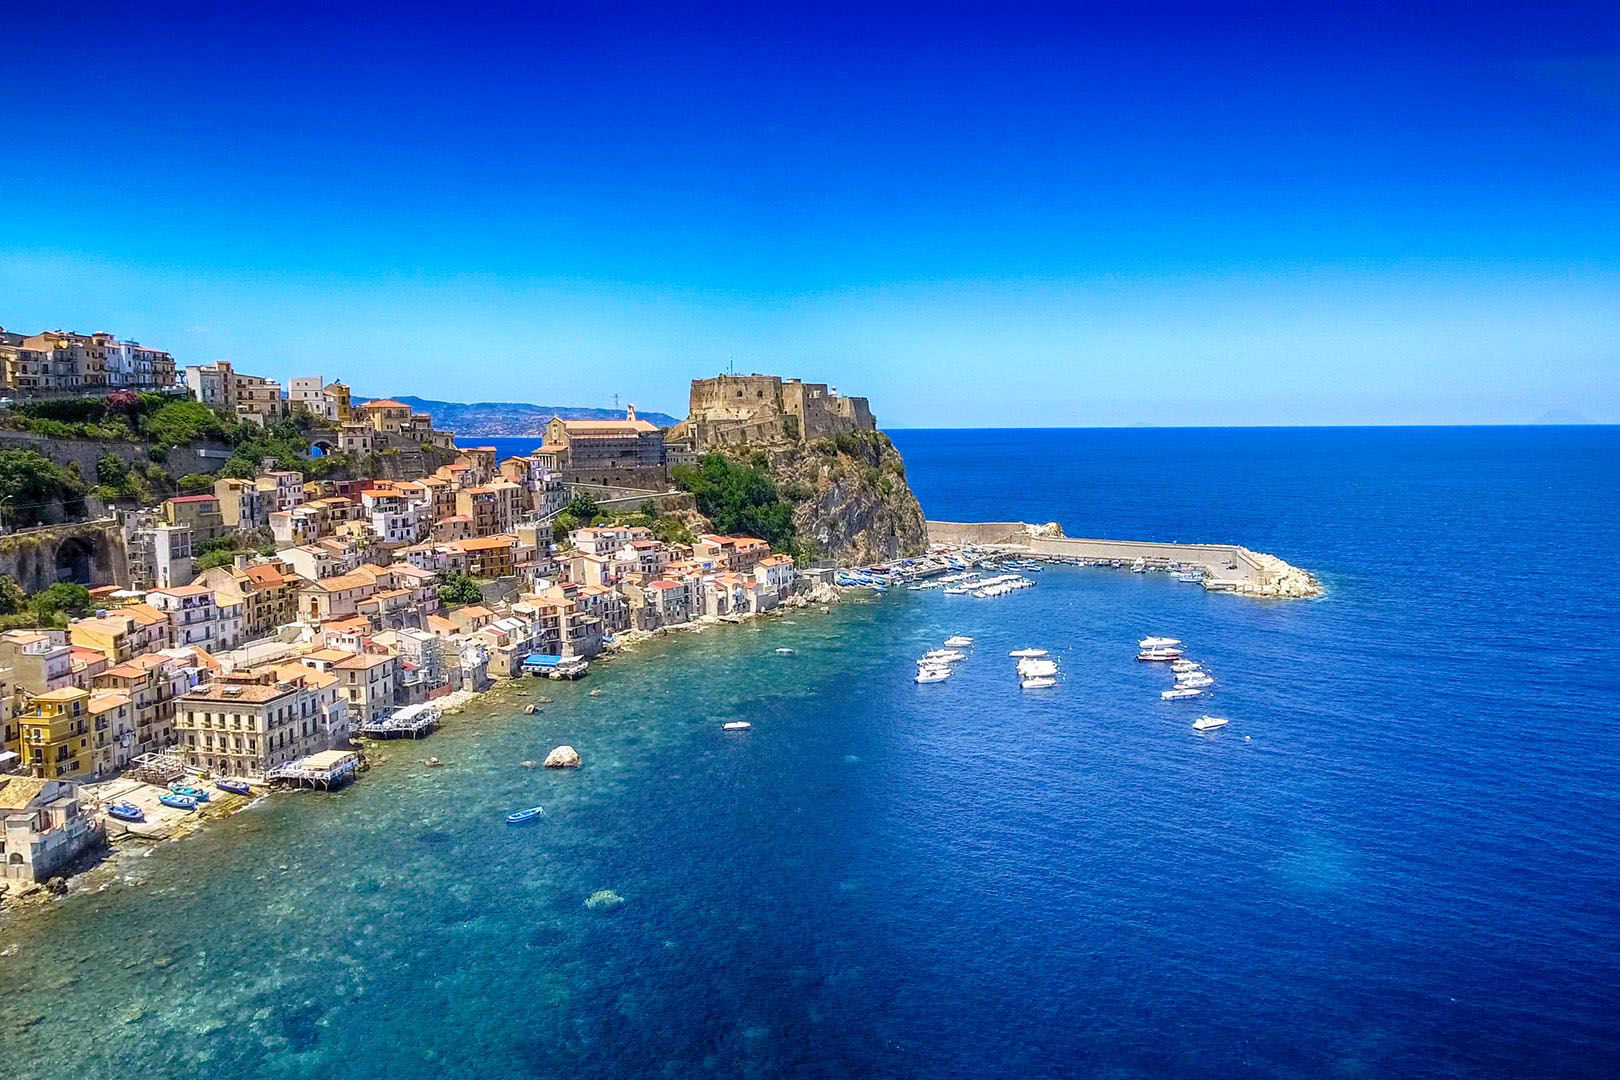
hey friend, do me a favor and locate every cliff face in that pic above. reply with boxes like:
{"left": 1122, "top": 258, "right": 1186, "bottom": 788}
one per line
{"left": 768, "top": 431, "right": 928, "bottom": 564}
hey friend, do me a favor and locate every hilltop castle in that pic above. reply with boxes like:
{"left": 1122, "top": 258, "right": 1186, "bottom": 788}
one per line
{"left": 670, "top": 374, "right": 877, "bottom": 450}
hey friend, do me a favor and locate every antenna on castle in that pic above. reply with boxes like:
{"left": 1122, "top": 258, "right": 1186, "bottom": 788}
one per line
{"left": 613, "top": 392, "right": 620, "bottom": 410}
{"left": 728, "top": 355, "right": 735, "bottom": 376}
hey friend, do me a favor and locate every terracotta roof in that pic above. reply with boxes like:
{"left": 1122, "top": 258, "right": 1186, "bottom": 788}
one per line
{"left": 89, "top": 692, "right": 131, "bottom": 712}
{"left": 243, "top": 565, "right": 288, "bottom": 587}
{"left": 33, "top": 687, "right": 87, "bottom": 702}
{"left": 335, "top": 652, "right": 394, "bottom": 669}
{"left": 101, "top": 663, "right": 147, "bottom": 678}
{"left": 0, "top": 776, "right": 50, "bottom": 811}
{"left": 359, "top": 399, "right": 407, "bottom": 409}
{"left": 150, "top": 584, "right": 212, "bottom": 598}
{"left": 452, "top": 535, "right": 516, "bottom": 552}
{"left": 166, "top": 494, "right": 219, "bottom": 505}
{"left": 304, "top": 648, "right": 354, "bottom": 662}
{"left": 647, "top": 580, "right": 683, "bottom": 591}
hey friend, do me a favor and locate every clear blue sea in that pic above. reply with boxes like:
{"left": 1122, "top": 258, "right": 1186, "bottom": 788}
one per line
{"left": 4, "top": 427, "right": 1618, "bottom": 1079}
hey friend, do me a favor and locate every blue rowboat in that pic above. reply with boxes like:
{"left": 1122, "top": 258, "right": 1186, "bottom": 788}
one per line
{"left": 159, "top": 793, "right": 198, "bottom": 811}
{"left": 170, "top": 783, "right": 210, "bottom": 802}
{"left": 214, "top": 778, "right": 252, "bottom": 796}
{"left": 107, "top": 802, "right": 145, "bottom": 823}
{"left": 505, "top": 806, "right": 544, "bottom": 825}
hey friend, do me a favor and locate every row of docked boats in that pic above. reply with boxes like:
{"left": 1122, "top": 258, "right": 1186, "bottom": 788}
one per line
{"left": 941, "top": 573, "right": 1036, "bottom": 598}
{"left": 1136, "top": 636, "right": 1229, "bottom": 733}
{"left": 110, "top": 776, "right": 256, "bottom": 820}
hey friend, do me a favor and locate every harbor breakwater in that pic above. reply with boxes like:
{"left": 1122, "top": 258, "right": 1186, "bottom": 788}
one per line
{"left": 926, "top": 520, "right": 1322, "bottom": 598}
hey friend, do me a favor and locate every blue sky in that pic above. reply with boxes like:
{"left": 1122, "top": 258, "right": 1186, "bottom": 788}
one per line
{"left": 2, "top": 2, "right": 1617, "bottom": 426}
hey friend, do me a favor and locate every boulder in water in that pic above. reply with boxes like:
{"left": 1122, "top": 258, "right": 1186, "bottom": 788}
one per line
{"left": 585, "top": 889, "right": 624, "bottom": 912}
{"left": 544, "top": 745, "right": 581, "bottom": 769}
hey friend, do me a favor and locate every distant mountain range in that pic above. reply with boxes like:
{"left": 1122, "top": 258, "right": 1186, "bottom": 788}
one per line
{"left": 355, "top": 395, "right": 682, "bottom": 436}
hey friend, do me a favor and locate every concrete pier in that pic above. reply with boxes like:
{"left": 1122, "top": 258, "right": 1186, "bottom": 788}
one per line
{"left": 924, "top": 521, "right": 1321, "bottom": 598}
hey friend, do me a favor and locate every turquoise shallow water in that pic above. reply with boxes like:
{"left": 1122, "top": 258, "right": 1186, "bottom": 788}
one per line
{"left": 4, "top": 427, "right": 1619, "bottom": 1078}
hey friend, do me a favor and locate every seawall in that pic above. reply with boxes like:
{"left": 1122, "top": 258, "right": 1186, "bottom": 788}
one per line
{"left": 925, "top": 521, "right": 1321, "bottom": 598}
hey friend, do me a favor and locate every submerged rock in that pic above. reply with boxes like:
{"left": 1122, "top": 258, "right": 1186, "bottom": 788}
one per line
{"left": 543, "top": 745, "right": 581, "bottom": 769}
{"left": 585, "top": 889, "right": 625, "bottom": 912}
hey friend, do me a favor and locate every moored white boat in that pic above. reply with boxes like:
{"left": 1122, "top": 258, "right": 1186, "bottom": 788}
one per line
{"left": 1009, "top": 648, "right": 1048, "bottom": 658}
{"left": 1139, "top": 637, "right": 1182, "bottom": 649}
{"left": 1136, "top": 648, "right": 1183, "bottom": 661}
{"left": 915, "top": 667, "right": 951, "bottom": 683}
{"left": 921, "top": 649, "right": 965, "bottom": 663}
{"left": 1170, "top": 660, "right": 1201, "bottom": 672}
{"left": 1191, "top": 715, "right": 1229, "bottom": 732}
{"left": 1162, "top": 687, "right": 1204, "bottom": 700}
{"left": 1016, "top": 658, "right": 1058, "bottom": 677}
{"left": 722, "top": 721, "right": 752, "bottom": 731}
{"left": 1020, "top": 676, "right": 1057, "bottom": 689}
{"left": 943, "top": 635, "right": 973, "bottom": 648}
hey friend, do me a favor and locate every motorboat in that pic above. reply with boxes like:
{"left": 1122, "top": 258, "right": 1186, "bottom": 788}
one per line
{"left": 1139, "top": 637, "right": 1182, "bottom": 649}
{"left": 1170, "top": 660, "right": 1201, "bottom": 672}
{"left": 106, "top": 802, "right": 145, "bottom": 823}
{"left": 159, "top": 793, "right": 198, "bottom": 811}
{"left": 915, "top": 667, "right": 952, "bottom": 684}
{"left": 943, "top": 636, "right": 973, "bottom": 648}
{"left": 774, "top": 647, "right": 797, "bottom": 656}
{"left": 1176, "top": 678, "right": 1214, "bottom": 691}
{"left": 1162, "top": 687, "right": 1204, "bottom": 700}
{"left": 505, "top": 806, "right": 545, "bottom": 825}
{"left": 722, "top": 721, "right": 752, "bottom": 731}
{"left": 1131, "top": 558, "right": 1147, "bottom": 573}
{"left": 1136, "top": 648, "right": 1184, "bottom": 661}
{"left": 214, "top": 778, "right": 252, "bottom": 796}
{"left": 1009, "top": 648, "right": 1048, "bottom": 658}
{"left": 921, "top": 649, "right": 965, "bottom": 663}
{"left": 170, "top": 783, "right": 210, "bottom": 802}
{"left": 1020, "top": 677, "right": 1057, "bottom": 689}
{"left": 1192, "top": 715, "right": 1229, "bottom": 732}
{"left": 1017, "top": 658, "right": 1058, "bottom": 677}
{"left": 1175, "top": 672, "right": 1214, "bottom": 685}
{"left": 944, "top": 586, "right": 971, "bottom": 595}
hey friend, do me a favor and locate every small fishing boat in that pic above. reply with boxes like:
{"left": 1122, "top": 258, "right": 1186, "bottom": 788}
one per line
{"left": 214, "top": 778, "right": 252, "bottom": 796}
{"left": 1021, "top": 676, "right": 1057, "bottom": 689}
{"left": 505, "top": 806, "right": 545, "bottom": 825}
{"left": 915, "top": 666, "right": 951, "bottom": 683}
{"left": 1008, "top": 648, "right": 1048, "bottom": 658}
{"left": 424, "top": 757, "right": 444, "bottom": 767}
{"left": 170, "top": 783, "right": 210, "bottom": 802}
{"left": 106, "top": 802, "right": 145, "bottom": 823}
{"left": 1192, "top": 715, "right": 1230, "bottom": 732}
{"left": 159, "top": 793, "right": 198, "bottom": 811}
{"left": 774, "top": 647, "right": 796, "bottom": 656}
{"left": 943, "top": 636, "right": 973, "bottom": 648}
{"left": 1162, "top": 687, "right": 1204, "bottom": 700}
{"left": 722, "top": 721, "right": 752, "bottom": 731}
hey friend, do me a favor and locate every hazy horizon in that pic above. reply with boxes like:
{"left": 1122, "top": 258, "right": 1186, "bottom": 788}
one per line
{"left": 3, "top": 4, "right": 1616, "bottom": 425}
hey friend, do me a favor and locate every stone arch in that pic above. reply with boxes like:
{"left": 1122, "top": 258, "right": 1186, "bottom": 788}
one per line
{"left": 311, "top": 439, "right": 335, "bottom": 457}
{"left": 8, "top": 852, "right": 22, "bottom": 865}
{"left": 54, "top": 536, "right": 96, "bottom": 584}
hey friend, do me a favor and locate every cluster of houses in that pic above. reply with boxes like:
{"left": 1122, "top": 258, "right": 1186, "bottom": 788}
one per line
{"left": 0, "top": 442, "right": 799, "bottom": 884}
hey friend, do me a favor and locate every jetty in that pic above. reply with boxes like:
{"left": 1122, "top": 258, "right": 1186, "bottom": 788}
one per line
{"left": 356, "top": 703, "right": 441, "bottom": 739}
{"left": 924, "top": 521, "right": 1321, "bottom": 598}
{"left": 267, "top": 749, "right": 361, "bottom": 790}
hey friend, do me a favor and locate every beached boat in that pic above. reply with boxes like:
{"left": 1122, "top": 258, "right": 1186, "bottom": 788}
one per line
{"left": 1139, "top": 637, "right": 1183, "bottom": 649}
{"left": 505, "top": 806, "right": 545, "bottom": 825}
{"left": 722, "top": 721, "right": 752, "bottom": 731}
{"left": 1192, "top": 715, "right": 1229, "bottom": 732}
{"left": 1136, "top": 648, "right": 1184, "bottom": 661}
{"left": 1162, "top": 687, "right": 1204, "bottom": 700}
{"left": 159, "top": 793, "right": 198, "bottom": 811}
{"left": 915, "top": 667, "right": 951, "bottom": 683}
{"left": 1009, "top": 648, "right": 1048, "bottom": 658}
{"left": 214, "top": 778, "right": 252, "bottom": 796}
{"left": 1021, "top": 676, "right": 1057, "bottom": 689}
{"left": 106, "top": 802, "right": 145, "bottom": 823}
{"left": 943, "top": 636, "right": 973, "bottom": 648}
{"left": 170, "top": 783, "right": 210, "bottom": 802}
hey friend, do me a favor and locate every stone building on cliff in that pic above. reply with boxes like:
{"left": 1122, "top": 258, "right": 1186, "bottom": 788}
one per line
{"left": 670, "top": 375, "right": 876, "bottom": 451}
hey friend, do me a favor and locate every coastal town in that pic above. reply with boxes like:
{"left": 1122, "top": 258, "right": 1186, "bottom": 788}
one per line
{"left": 0, "top": 325, "right": 885, "bottom": 900}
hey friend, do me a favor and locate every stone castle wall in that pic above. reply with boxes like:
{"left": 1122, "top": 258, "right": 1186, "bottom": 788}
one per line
{"left": 679, "top": 375, "right": 876, "bottom": 449}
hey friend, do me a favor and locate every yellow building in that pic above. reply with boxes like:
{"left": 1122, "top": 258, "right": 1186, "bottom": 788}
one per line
{"left": 19, "top": 688, "right": 93, "bottom": 781}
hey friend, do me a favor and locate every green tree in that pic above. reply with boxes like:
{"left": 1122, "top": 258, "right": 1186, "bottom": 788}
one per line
{"left": 437, "top": 573, "right": 484, "bottom": 606}
{"left": 563, "top": 490, "right": 600, "bottom": 521}
{"left": 138, "top": 400, "right": 231, "bottom": 447}
{"left": 95, "top": 452, "right": 131, "bottom": 490}
{"left": 0, "top": 574, "right": 27, "bottom": 617}
{"left": 0, "top": 449, "right": 88, "bottom": 527}
{"left": 672, "top": 453, "right": 797, "bottom": 552}
{"left": 31, "top": 583, "right": 93, "bottom": 623}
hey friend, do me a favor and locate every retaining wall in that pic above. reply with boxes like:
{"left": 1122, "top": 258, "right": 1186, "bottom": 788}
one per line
{"left": 926, "top": 521, "right": 1273, "bottom": 586}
